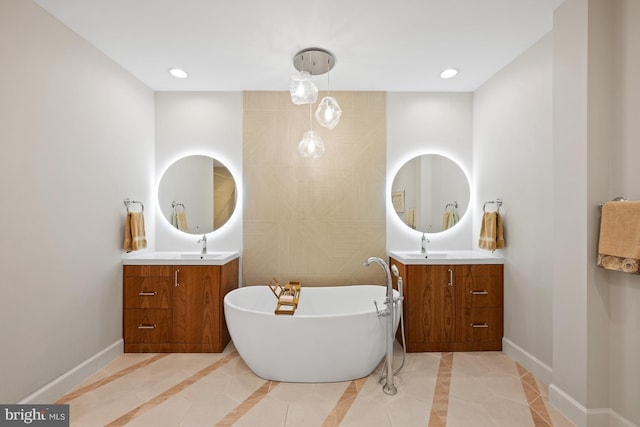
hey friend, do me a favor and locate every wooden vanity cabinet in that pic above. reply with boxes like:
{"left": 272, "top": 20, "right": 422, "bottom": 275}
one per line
{"left": 123, "top": 258, "right": 239, "bottom": 353}
{"left": 389, "top": 258, "right": 503, "bottom": 352}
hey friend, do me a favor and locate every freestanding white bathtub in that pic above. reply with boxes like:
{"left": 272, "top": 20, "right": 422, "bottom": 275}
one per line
{"left": 224, "top": 285, "right": 400, "bottom": 383}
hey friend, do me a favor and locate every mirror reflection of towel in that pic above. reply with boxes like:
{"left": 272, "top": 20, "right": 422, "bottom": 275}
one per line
{"left": 124, "top": 212, "right": 147, "bottom": 252}
{"left": 442, "top": 211, "right": 459, "bottom": 230}
{"left": 406, "top": 208, "right": 416, "bottom": 228}
{"left": 478, "top": 211, "right": 504, "bottom": 252}
{"left": 172, "top": 211, "right": 188, "bottom": 232}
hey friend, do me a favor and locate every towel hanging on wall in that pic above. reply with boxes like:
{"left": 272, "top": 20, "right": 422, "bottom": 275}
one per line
{"left": 597, "top": 200, "right": 640, "bottom": 274}
{"left": 478, "top": 211, "right": 505, "bottom": 252}
{"left": 124, "top": 212, "right": 147, "bottom": 252}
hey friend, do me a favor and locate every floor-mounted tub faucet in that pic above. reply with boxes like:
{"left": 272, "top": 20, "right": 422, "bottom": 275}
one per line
{"left": 198, "top": 234, "right": 207, "bottom": 254}
{"left": 365, "top": 256, "right": 401, "bottom": 396}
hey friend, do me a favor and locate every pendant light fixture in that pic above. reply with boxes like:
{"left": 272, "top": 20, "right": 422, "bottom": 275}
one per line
{"left": 298, "top": 103, "right": 325, "bottom": 159}
{"left": 290, "top": 48, "right": 340, "bottom": 158}
{"left": 289, "top": 70, "right": 318, "bottom": 105}
{"left": 315, "top": 95, "right": 342, "bottom": 130}
{"left": 314, "top": 55, "right": 342, "bottom": 130}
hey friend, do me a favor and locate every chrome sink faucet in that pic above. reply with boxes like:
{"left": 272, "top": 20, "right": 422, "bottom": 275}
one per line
{"left": 421, "top": 233, "right": 430, "bottom": 254}
{"left": 198, "top": 234, "right": 207, "bottom": 254}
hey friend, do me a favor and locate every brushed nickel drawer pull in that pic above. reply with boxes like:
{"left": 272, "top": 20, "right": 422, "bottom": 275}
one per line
{"left": 470, "top": 290, "right": 489, "bottom": 295}
{"left": 138, "top": 324, "right": 157, "bottom": 329}
{"left": 138, "top": 291, "right": 158, "bottom": 296}
{"left": 174, "top": 269, "right": 180, "bottom": 287}
{"left": 447, "top": 268, "right": 453, "bottom": 287}
{"left": 471, "top": 323, "right": 489, "bottom": 328}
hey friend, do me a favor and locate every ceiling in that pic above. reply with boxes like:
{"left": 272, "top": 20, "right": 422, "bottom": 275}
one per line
{"left": 34, "top": 0, "right": 565, "bottom": 92}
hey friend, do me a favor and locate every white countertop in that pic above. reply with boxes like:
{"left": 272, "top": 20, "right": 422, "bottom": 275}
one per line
{"left": 388, "top": 250, "right": 504, "bottom": 265}
{"left": 123, "top": 251, "right": 239, "bottom": 266}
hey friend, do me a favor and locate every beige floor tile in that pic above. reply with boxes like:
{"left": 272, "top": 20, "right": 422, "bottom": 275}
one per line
{"left": 63, "top": 343, "right": 579, "bottom": 427}
{"left": 124, "top": 394, "right": 191, "bottom": 427}
{"left": 546, "top": 402, "right": 577, "bottom": 427}
{"left": 69, "top": 387, "right": 147, "bottom": 427}
{"left": 482, "top": 395, "right": 535, "bottom": 427}
{"left": 446, "top": 395, "right": 500, "bottom": 427}
{"left": 232, "top": 394, "right": 288, "bottom": 427}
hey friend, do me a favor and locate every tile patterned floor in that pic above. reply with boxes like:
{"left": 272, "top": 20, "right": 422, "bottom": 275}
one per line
{"left": 57, "top": 344, "right": 576, "bottom": 427}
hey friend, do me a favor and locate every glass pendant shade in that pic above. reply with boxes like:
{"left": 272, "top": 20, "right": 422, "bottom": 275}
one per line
{"left": 289, "top": 71, "right": 318, "bottom": 105}
{"left": 315, "top": 96, "right": 342, "bottom": 129}
{"left": 297, "top": 130, "right": 325, "bottom": 159}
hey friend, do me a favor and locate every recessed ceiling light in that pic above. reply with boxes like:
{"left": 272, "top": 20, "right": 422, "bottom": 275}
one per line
{"left": 440, "top": 68, "right": 459, "bottom": 79}
{"left": 169, "top": 68, "right": 188, "bottom": 79}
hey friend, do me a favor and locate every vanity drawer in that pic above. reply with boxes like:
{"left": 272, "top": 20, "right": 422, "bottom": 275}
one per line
{"left": 123, "top": 309, "right": 171, "bottom": 344}
{"left": 124, "top": 265, "right": 172, "bottom": 278}
{"left": 124, "top": 277, "right": 172, "bottom": 309}
{"left": 456, "top": 265, "right": 503, "bottom": 308}
{"left": 455, "top": 308, "right": 503, "bottom": 343}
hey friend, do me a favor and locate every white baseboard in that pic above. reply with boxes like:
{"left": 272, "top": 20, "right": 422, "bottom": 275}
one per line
{"left": 502, "top": 337, "right": 553, "bottom": 385}
{"left": 610, "top": 410, "right": 638, "bottom": 427}
{"left": 549, "top": 384, "right": 603, "bottom": 427}
{"left": 548, "top": 377, "right": 637, "bottom": 427}
{"left": 19, "top": 339, "right": 123, "bottom": 404}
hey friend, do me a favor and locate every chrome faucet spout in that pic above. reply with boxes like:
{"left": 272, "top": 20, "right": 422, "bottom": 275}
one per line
{"left": 364, "top": 257, "right": 392, "bottom": 298}
{"left": 197, "top": 234, "right": 207, "bottom": 254}
{"left": 421, "top": 233, "right": 430, "bottom": 254}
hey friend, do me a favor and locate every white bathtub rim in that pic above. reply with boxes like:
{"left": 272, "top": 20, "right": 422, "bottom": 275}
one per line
{"left": 224, "top": 284, "right": 399, "bottom": 318}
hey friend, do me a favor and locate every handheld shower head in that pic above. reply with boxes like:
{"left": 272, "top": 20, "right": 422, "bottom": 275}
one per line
{"left": 391, "top": 264, "right": 400, "bottom": 278}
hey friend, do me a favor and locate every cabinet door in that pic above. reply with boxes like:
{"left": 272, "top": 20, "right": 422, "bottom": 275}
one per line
{"left": 172, "top": 265, "right": 220, "bottom": 347}
{"left": 406, "top": 265, "right": 456, "bottom": 346}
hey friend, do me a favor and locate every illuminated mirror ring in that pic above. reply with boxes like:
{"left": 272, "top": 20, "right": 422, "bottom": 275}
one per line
{"left": 391, "top": 153, "right": 470, "bottom": 234}
{"left": 157, "top": 154, "right": 238, "bottom": 235}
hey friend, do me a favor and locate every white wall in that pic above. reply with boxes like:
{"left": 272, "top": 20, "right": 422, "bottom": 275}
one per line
{"left": 0, "top": 0, "right": 155, "bottom": 403}
{"left": 386, "top": 93, "right": 474, "bottom": 252}
{"left": 608, "top": 0, "right": 640, "bottom": 424}
{"left": 154, "top": 92, "right": 243, "bottom": 254}
{"left": 474, "top": 34, "right": 554, "bottom": 378}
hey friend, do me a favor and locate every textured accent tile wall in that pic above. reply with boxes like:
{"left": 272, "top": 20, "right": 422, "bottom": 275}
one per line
{"left": 243, "top": 91, "right": 386, "bottom": 286}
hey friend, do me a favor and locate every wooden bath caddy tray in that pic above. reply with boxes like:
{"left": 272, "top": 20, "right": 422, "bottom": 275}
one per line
{"left": 269, "top": 277, "right": 301, "bottom": 315}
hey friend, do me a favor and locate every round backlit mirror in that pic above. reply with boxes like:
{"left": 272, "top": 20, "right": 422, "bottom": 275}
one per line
{"left": 158, "top": 155, "right": 237, "bottom": 235}
{"left": 391, "top": 154, "right": 470, "bottom": 233}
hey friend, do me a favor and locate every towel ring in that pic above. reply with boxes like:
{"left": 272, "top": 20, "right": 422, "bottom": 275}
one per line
{"left": 172, "top": 201, "right": 186, "bottom": 212}
{"left": 124, "top": 198, "right": 144, "bottom": 213}
{"left": 598, "top": 196, "right": 626, "bottom": 212}
{"left": 445, "top": 201, "right": 458, "bottom": 211}
{"left": 483, "top": 199, "right": 502, "bottom": 213}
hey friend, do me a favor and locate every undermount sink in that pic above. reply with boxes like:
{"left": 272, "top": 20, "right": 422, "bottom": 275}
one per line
{"left": 401, "top": 252, "right": 448, "bottom": 259}
{"left": 179, "top": 253, "right": 225, "bottom": 260}
{"left": 123, "top": 251, "right": 240, "bottom": 266}
{"left": 388, "top": 250, "right": 504, "bottom": 265}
